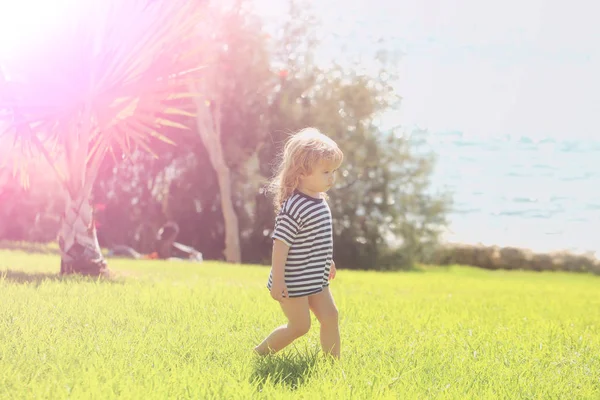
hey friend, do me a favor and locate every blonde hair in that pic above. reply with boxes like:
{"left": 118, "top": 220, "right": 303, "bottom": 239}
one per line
{"left": 268, "top": 128, "right": 343, "bottom": 211}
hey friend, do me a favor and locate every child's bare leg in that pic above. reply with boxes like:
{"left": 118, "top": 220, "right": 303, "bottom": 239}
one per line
{"left": 308, "top": 287, "right": 340, "bottom": 359}
{"left": 254, "top": 296, "right": 311, "bottom": 355}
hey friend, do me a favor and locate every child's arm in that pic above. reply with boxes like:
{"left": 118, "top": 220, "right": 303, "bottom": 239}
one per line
{"left": 329, "top": 260, "right": 337, "bottom": 279}
{"left": 270, "top": 239, "right": 290, "bottom": 302}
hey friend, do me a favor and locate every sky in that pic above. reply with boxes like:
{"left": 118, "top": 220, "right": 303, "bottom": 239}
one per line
{"left": 1, "top": 0, "right": 598, "bottom": 141}
{"left": 0, "top": 0, "right": 77, "bottom": 57}
{"left": 255, "top": 0, "right": 600, "bottom": 140}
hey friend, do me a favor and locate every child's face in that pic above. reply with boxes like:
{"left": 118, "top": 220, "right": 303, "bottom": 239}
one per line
{"left": 300, "top": 160, "right": 341, "bottom": 194}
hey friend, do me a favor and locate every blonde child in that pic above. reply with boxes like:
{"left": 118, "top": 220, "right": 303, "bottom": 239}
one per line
{"left": 254, "top": 128, "right": 343, "bottom": 359}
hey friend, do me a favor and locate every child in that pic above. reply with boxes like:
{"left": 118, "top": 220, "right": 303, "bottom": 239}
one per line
{"left": 254, "top": 128, "right": 343, "bottom": 359}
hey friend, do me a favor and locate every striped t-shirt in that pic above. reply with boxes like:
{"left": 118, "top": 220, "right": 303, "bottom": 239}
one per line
{"left": 267, "top": 190, "right": 334, "bottom": 298}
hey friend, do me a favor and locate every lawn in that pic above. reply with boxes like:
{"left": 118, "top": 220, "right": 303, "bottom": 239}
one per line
{"left": 1, "top": 248, "right": 599, "bottom": 399}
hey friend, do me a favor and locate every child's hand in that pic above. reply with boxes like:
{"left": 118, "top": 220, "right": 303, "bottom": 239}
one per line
{"left": 270, "top": 278, "right": 289, "bottom": 302}
{"left": 329, "top": 261, "right": 337, "bottom": 280}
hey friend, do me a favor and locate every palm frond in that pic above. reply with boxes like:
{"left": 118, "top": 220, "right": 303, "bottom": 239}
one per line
{"left": 0, "top": 0, "right": 206, "bottom": 192}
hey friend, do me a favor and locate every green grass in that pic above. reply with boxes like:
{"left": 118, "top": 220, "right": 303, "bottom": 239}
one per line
{"left": 1, "top": 249, "right": 599, "bottom": 399}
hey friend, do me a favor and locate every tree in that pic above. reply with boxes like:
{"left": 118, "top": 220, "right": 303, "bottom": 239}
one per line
{"left": 249, "top": 1, "right": 450, "bottom": 269}
{"left": 0, "top": 164, "right": 63, "bottom": 243}
{"left": 92, "top": 1, "right": 274, "bottom": 262}
{"left": 93, "top": 147, "right": 182, "bottom": 254}
{"left": 188, "top": 1, "right": 272, "bottom": 263}
{"left": 1, "top": 0, "right": 450, "bottom": 270}
{"left": 0, "top": 0, "right": 205, "bottom": 276}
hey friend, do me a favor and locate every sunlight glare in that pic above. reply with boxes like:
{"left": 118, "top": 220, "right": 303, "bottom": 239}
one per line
{"left": 0, "top": 0, "right": 78, "bottom": 61}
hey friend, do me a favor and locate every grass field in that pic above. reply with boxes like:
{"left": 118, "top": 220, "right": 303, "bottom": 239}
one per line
{"left": 1, "top": 248, "right": 599, "bottom": 399}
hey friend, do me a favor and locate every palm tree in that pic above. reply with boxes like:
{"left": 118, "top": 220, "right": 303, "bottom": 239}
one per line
{"left": 0, "top": 0, "right": 205, "bottom": 276}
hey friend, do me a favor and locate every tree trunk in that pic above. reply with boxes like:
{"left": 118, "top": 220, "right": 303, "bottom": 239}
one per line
{"left": 196, "top": 126, "right": 241, "bottom": 264}
{"left": 192, "top": 84, "right": 242, "bottom": 263}
{"left": 58, "top": 192, "right": 110, "bottom": 277}
{"left": 214, "top": 157, "right": 241, "bottom": 263}
{"left": 197, "top": 127, "right": 242, "bottom": 263}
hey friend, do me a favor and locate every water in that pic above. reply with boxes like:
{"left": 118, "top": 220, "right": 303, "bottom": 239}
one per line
{"left": 252, "top": 1, "right": 600, "bottom": 255}
{"left": 427, "top": 132, "right": 600, "bottom": 255}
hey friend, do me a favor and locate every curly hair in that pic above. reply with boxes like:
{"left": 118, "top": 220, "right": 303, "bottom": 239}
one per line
{"left": 268, "top": 128, "right": 343, "bottom": 211}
